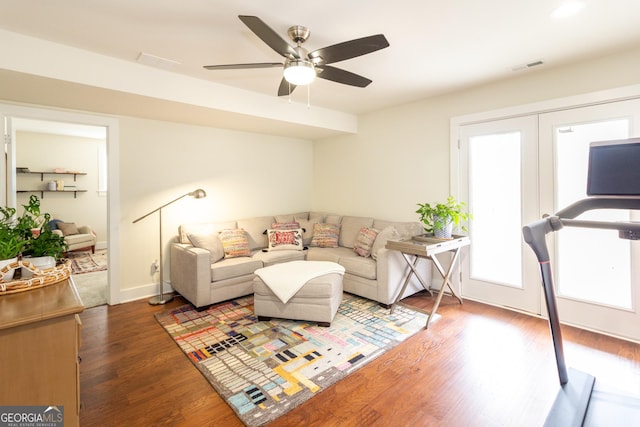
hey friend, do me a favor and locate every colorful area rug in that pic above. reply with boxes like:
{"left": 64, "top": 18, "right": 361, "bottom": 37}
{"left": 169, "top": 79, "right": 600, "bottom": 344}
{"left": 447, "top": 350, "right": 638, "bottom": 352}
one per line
{"left": 66, "top": 249, "right": 107, "bottom": 275}
{"left": 156, "top": 294, "right": 433, "bottom": 427}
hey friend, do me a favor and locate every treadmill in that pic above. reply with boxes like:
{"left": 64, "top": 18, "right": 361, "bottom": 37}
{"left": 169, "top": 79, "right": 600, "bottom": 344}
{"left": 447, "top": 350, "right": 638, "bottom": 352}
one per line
{"left": 522, "top": 137, "right": 640, "bottom": 426}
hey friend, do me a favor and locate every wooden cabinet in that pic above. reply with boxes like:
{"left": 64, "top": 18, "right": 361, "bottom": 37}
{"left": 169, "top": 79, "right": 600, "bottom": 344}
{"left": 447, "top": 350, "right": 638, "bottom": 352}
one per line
{"left": 0, "top": 279, "right": 84, "bottom": 427}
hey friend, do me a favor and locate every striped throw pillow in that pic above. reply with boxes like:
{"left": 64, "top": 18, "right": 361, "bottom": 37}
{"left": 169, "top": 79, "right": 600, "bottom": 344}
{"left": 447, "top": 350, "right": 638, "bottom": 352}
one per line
{"left": 310, "top": 223, "right": 340, "bottom": 248}
{"left": 219, "top": 229, "right": 251, "bottom": 258}
{"left": 353, "top": 227, "right": 379, "bottom": 257}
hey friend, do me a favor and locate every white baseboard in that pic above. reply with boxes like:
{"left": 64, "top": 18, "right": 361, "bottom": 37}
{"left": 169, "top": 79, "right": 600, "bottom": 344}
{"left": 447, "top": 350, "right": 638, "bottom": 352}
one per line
{"left": 118, "top": 281, "right": 175, "bottom": 304}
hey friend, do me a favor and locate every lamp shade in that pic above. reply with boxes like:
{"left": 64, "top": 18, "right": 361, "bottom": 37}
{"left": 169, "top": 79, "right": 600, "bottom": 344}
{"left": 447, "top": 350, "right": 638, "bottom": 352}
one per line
{"left": 283, "top": 60, "right": 316, "bottom": 86}
{"left": 189, "top": 188, "right": 207, "bottom": 199}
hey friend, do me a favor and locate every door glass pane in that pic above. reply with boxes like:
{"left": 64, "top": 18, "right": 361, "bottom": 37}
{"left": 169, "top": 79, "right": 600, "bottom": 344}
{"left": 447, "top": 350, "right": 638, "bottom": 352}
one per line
{"left": 555, "top": 119, "right": 632, "bottom": 309}
{"left": 469, "top": 132, "right": 522, "bottom": 287}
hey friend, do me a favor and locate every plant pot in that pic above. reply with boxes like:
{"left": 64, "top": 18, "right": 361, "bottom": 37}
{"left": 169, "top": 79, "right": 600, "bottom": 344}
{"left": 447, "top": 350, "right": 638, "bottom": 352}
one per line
{"left": 0, "top": 257, "right": 18, "bottom": 282}
{"left": 433, "top": 215, "right": 453, "bottom": 239}
{"left": 21, "top": 256, "right": 56, "bottom": 278}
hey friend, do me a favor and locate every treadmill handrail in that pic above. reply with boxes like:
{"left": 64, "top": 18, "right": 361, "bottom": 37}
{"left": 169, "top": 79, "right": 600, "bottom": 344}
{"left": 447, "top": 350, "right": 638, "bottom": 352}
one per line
{"left": 555, "top": 196, "right": 640, "bottom": 219}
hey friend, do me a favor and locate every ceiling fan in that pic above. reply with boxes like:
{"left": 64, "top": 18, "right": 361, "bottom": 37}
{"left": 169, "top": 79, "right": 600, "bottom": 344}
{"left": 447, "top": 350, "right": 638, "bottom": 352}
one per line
{"left": 203, "top": 15, "right": 390, "bottom": 96}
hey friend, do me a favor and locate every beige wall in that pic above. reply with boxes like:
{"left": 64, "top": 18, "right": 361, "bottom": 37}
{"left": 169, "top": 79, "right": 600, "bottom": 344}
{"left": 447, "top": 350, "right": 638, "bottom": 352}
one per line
{"left": 15, "top": 131, "right": 107, "bottom": 245}
{"left": 4, "top": 45, "right": 640, "bottom": 302}
{"left": 312, "top": 46, "right": 640, "bottom": 222}
{"left": 119, "top": 117, "right": 313, "bottom": 293}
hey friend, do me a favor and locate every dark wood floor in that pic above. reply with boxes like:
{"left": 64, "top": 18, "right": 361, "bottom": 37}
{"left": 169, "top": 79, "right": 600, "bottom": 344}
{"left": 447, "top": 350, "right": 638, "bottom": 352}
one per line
{"left": 79, "top": 292, "right": 640, "bottom": 426}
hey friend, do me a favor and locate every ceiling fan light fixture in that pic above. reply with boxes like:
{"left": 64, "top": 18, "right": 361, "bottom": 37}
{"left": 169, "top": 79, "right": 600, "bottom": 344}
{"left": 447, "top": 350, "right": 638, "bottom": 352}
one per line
{"left": 283, "top": 60, "right": 316, "bottom": 85}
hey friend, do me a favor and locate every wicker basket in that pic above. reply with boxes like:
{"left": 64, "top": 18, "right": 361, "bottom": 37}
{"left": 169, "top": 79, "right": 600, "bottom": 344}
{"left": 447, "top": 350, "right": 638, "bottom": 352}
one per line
{"left": 0, "top": 259, "right": 72, "bottom": 295}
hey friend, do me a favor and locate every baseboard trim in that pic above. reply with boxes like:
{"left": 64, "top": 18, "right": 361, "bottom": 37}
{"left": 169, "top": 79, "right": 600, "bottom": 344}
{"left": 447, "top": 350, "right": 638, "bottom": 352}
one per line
{"left": 119, "top": 281, "right": 174, "bottom": 304}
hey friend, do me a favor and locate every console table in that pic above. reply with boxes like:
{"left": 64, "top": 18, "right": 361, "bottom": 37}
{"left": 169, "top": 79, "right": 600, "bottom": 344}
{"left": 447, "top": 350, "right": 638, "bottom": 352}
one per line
{"left": 386, "top": 234, "right": 470, "bottom": 328}
{"left": 0, "top": 278, "right": 84, "bottom": 427}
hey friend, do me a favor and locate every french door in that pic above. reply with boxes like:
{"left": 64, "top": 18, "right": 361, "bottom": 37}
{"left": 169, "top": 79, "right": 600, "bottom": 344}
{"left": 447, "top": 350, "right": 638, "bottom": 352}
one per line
{"left": 459, "top": 99, "right": 640, "bottom": 341}
{"left": 459, "top": 116, "right": 541, "bottom": 314}
{"left": 539, "top": 100, "right": 640, "bottom": 341}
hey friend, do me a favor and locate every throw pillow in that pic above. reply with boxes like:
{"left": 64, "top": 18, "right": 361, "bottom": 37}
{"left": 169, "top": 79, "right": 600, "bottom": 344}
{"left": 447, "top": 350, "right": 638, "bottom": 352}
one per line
{"left": 266, "top": 228, "right": 304, "bottom": 251}
{"left": 353, "top": 227, "right": 379, "bottom": 257}
{"left": 219, "top": 229, "right": 251, "bottom": 258}
{"left": 187, "top": 233, "right": 225, "bottom": 263}
{"left": 310, "top": 223, "right": 340, "bottom": 248}
{"left": 57, "top": 222, "right": 79, "bottom": 236}
{"left": 48, "top": 219, "right": 63, "bottom": 230}
{"left": 371, "top": 226, "right": 401, "bottom": 260}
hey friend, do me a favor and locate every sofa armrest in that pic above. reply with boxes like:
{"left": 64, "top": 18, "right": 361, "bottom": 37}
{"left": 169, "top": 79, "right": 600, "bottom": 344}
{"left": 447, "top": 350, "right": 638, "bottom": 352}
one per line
{"left": 77, "top": 225, "right": 95, "bottom": 235}
{"left": 52, "top": 229, "right": 64, "bottom": 237}
{"left": 170, "top": 243, "right": 212, "bottom": 307}
{"left": 375, "top": 247, "right": 432, "bottom": 305}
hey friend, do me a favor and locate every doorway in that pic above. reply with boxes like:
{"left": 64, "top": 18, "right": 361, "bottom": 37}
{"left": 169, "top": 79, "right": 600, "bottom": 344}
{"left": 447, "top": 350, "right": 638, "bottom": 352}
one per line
{"left": 2, "top": 103, "right": 120, "bottom": 305}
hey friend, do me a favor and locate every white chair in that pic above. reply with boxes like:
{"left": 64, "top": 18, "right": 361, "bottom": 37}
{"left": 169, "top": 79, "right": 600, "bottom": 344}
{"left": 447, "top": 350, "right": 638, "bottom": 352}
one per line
{"left": 51, "top": 221, "right": 97, "bottom": 253}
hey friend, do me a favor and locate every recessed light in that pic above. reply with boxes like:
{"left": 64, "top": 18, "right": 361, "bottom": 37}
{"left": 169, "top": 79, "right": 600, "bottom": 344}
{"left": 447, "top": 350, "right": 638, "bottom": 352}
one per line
{"left": 551, "top": 1, "right": 585, "bottom": 19}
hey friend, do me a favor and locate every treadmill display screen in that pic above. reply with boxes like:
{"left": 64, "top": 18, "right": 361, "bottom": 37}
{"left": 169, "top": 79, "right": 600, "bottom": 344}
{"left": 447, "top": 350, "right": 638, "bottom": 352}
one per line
{"left": 587, "top": 138, "right": 640, "bottom": 196}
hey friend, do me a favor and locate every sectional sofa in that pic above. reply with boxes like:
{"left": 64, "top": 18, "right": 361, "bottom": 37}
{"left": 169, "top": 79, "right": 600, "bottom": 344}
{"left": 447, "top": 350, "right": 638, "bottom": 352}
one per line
{"left": 169, "top": 212, "right": 431, "bottom": 308}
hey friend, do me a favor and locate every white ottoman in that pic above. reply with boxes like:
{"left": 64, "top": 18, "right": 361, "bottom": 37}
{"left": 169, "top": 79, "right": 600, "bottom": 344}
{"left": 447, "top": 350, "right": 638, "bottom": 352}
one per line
{"left": 253, "top": 261, "right": 344, "bottom": 327}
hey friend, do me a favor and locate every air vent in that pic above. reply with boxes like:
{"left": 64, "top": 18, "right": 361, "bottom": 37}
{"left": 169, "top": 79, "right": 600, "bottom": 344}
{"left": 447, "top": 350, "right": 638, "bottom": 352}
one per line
{"left": 512, "top": 60, "right": 545, "bottom": 71}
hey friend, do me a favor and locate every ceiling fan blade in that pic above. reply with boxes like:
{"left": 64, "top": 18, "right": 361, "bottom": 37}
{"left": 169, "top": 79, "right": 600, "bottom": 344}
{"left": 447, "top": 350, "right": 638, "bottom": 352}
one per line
{"left": 239, "top": 15, "right": 298, "bottom": 59}
{"left": 277, "top": 78, "right": 297, "bottom": 96}
{"left": 316, "top": 65, "right": 372, "bottom": 87}
{"left": 203, "top": 62, "right": 282, "bottom": 70}
{"left": 309, "top": 34, "right": 389, "bottom": 65}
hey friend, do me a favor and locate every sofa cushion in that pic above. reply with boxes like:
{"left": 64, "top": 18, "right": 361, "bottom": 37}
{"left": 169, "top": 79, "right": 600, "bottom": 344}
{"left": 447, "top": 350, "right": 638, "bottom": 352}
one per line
{"left": 307, "top": 246, "right": 376, "bottom": 280}
{"left": 353, "top": 227, "right": 379, "bottom": 258}
{"left": 271, "top": 221, "right": 300, "bottom": 230}
{"left": 187, "top": 232, "right": 224, "bottom": 263}
{"left": 220, "top": 229, "right": 251, "bottom": 258}
{"left": 274, "top": 212, "right": 309, "bottom": 223}
{"left": 371, "top": 225, "right": 401, "bottom": 260}
{"left": 324, "top": 214, "right": 342, "bottom": 225}
{"left": 338, "top": 251, "right": 377, "bottom": 280}
{"left": 372, "top": 220, "right": 423, "bottom": 239}
{"left": 339, "top": 216, "right": 374, "bottom": 248}
{"left": 306, "top": 247, "right": 342, "bottom": 263}
{"left": 310, "top": 223, "right": 340, "bottom": 248}
{"left": 299, "top": 212, "right": 324, "bottom": 245}
{"left": 237, "top": 216, "right": 274, "bottom": 250}
{"left": 210, "top": 257, "right": 263, "bottom": 281}
{"left": 252, "top": 249, "right": 305, "bottom": 266}
{"left": 57, "top": 222, "right": 79, "bottom": 236}
{"left": 63, "top": 233, "right": 95, "bottom": 246}
{"left": 179, "top": 221, "right": 236, "bottom": 244}
{"left": 266, "top": 228, "right": 304, "bottom": 251}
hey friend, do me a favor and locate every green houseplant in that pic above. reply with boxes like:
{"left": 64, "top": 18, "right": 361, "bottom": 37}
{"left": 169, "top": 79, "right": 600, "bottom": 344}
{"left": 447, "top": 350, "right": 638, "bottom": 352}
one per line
{"left": 0, "top": 195, "right": 67, "bottom": 262}
{"left": 416, "top": 195, "right": 471, "bottom": 239}
{"left": 0, "top": 205, "right": 27, "bottom": 281}
{"left": 0, "top": 206, "right": 27, "bottom": 260}
{"left": 19, "top": 195, "right": 68, "bottom": 261}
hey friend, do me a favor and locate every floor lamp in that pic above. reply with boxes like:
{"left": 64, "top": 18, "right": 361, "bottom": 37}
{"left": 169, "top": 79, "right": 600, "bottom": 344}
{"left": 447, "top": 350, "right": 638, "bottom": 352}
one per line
{"left": 133, "top": 188, "right": 207, "bottom": 305}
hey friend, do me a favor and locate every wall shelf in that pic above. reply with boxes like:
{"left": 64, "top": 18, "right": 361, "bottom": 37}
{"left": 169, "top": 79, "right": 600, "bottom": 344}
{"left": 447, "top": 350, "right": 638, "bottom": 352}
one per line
{"left": 17, "top": 168, "right": 87, "bottom": 198}
{"left": 18, "top": 171, "right": 87, "bottom": 182}
{"left": 17, "top": 190, "right": 87, "bottom": 199}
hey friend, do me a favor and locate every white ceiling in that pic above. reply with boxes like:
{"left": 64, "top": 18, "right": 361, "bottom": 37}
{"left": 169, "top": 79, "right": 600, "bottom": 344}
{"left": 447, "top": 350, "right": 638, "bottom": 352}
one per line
{"left": 1, "top": 0, "right": 639, "bottom": 118}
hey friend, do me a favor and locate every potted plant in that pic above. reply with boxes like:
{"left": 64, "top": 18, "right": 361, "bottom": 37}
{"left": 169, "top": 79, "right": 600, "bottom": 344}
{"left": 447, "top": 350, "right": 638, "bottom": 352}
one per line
{"left": 0, "top": 196, "right": 68, "bottom": 281}
{"left": 0, "top": 206, "right": 27, "bottom": 281}
{"left": 17, "top": 196, "right": 68, "bottom": 261}
{"left": 416, "top": 195, "right": 471, "bottom": 239}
